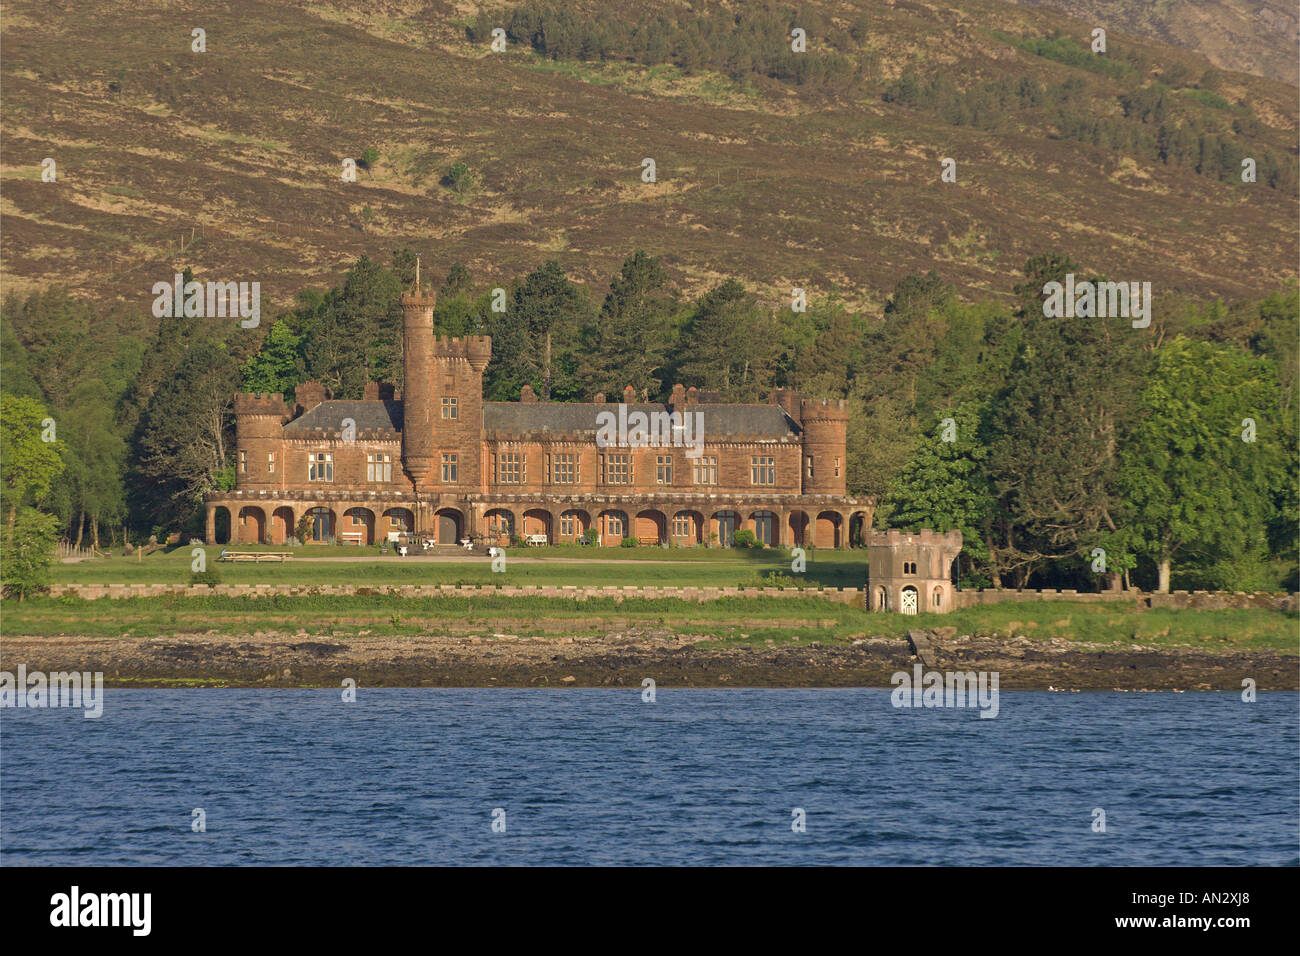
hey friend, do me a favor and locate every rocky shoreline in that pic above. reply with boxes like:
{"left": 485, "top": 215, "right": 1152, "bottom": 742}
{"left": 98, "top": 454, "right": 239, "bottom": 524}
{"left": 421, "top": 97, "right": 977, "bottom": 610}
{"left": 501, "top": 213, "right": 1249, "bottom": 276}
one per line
{"left": 3, "top": 627, "right": 1295, "bottom": 690}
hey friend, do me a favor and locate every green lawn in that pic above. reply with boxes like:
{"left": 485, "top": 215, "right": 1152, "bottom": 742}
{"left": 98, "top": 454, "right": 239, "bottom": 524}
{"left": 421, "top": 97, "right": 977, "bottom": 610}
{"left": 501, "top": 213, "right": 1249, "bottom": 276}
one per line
{"left": 53, "top": 544, "right": 872, "bottom": 589}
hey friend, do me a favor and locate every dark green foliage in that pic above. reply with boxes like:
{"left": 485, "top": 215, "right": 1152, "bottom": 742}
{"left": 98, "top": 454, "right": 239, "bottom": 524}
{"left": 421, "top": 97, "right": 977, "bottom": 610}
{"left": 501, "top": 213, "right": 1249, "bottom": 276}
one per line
{"left": 496, "top": 2, "right": 861, "bottom": 93}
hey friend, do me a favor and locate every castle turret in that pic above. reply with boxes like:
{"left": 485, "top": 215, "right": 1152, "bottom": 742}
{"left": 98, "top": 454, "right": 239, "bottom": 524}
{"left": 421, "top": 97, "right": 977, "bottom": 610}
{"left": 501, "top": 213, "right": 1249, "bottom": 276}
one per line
{"left": 401, "top": 286, "right": 437, "bottom": 485}
{"left": 233, "top": 392, "right": 290, "bottom": 488}
{"left": 800, "top": 398, "right": 849, "bottom": 495}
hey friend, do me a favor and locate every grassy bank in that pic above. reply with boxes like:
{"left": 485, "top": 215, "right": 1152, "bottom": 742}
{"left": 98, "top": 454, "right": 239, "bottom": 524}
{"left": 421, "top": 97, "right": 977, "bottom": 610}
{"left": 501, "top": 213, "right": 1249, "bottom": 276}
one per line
{"left": 4, "top": 594, "right": 1296, "bottom": 653}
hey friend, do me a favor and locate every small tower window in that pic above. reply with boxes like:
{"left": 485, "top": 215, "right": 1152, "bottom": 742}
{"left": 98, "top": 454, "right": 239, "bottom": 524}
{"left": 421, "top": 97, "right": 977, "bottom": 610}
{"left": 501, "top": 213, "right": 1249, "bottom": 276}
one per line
{"left": 441, "top": 396, "right": 458, "bottom": 420}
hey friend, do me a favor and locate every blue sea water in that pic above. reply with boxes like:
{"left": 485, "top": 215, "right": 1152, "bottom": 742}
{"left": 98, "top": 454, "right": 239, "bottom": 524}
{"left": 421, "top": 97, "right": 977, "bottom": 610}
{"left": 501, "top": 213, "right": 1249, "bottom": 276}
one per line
{"left": 1, "top": 689, "right": 1296, "bottom": 866}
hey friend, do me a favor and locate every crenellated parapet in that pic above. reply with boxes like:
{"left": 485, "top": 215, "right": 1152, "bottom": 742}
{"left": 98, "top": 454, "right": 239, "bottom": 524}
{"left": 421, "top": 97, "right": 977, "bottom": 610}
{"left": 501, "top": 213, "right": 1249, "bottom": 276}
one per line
{"left": 234, "top": 392, "right": 291, "bottom": 420}
{"left": 867, "top": 528, "right": 964, "bottom": 548}
{"left": 433, "top": 335, "right": 493, "bottom": 372}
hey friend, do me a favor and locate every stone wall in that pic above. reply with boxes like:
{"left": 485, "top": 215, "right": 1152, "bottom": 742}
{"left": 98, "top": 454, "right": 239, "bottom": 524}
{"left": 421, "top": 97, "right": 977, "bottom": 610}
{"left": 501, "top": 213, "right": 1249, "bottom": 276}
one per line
{"left": 46, "top": 583, "right": 866, "bottom": 605}
{"left": 43, "top": 583, "right": 1295, "bottom": 611}
{"left": 955, "top": 588, "right": 1297, "bottom": 612}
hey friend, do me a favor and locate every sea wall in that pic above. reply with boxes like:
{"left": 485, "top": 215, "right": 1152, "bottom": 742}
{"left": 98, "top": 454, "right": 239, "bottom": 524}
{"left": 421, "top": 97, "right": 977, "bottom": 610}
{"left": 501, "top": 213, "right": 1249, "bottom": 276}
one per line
{"left": 44, "top": 583, "right": 1295, "bottom": 611}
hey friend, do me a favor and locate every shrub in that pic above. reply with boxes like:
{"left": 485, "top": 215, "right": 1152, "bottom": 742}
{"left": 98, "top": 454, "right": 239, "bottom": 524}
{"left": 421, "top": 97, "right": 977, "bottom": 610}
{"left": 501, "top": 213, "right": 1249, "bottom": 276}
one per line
{"left": 1, "top": 508, "right": 60, "bottom": 600}
{"left": 443, "top": 160, "right": 476, "bottom": 193}
{"left": 620, "top": 536, "right": 638, "bottom": 548}
{"left": 190, "top": 569, "right": 222, "bottom": 587}
{"left": 581, "top": 528, "right": 599, "bottom": 546}
{"left": 733, "top": 528, "right": 759, "bottom": 549}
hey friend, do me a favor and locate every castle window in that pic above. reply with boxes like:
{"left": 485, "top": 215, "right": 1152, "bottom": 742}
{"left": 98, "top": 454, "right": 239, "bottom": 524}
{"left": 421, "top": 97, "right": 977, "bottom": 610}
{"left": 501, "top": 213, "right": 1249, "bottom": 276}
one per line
{"left": 441, "top": 453, "right": 458, "bottom": 483}
{"left": 560, "top": 512, "right": 576, "bottom": 537}
{"left": 239, "top": 450, "right": 246, "bottom": 474}
{"left": 672, "top": 512, "right": 694, "bottom": 537}
{"left": 805, "top": 455, "right": 814, "bottom": 479}
{"left": 903, "top": 561, "right": 917, "bottom": 575}
{"left": 602, "top": 453, "right": 630, "bottom": 485}
{"left": 751, "top": 456, "right": 775, "bottom": 486}
{"left": 656, "top": 455, "right": 673, "bottom": 485}
{"left": 692, "top": 456, "right": 717, "bottom": 485}
{"left": 496, "top": 452, "right": 523, "bottom": 484}
{"left": 441, "top": 396, "right": 458, "bottom": 420}
{"left": 834, "top": 457, "right": 841, "bottom": 478}
{"left": 367, "top": 453, "right": 392, "bottom": 483}
{"left": 268, "top": 452, "right": 275, "bottom": 474}
{"left": 308, "top": 452, "right": 333, "bottom": 482}
{"left": 550, "top": 453, "right": 577, "bottom": 485}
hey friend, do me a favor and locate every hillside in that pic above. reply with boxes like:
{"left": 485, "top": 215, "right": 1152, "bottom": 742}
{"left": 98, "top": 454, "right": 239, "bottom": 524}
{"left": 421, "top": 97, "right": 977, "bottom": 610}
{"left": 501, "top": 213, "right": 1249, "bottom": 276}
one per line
{"left": 0, "top": 0, "right": 1296, "bottom": 315}
{"left": 1009, "top": 0, "right": 1299, "bottom": 86}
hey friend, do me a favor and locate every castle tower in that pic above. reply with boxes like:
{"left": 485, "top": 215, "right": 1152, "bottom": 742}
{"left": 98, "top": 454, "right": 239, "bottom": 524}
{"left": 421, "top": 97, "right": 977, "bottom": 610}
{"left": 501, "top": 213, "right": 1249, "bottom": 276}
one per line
{"left": 428, "top": 334, "right": 491, "bottom": 491}
{"left": 400, "top": 286, "right": 438, "bottom": 485}
{"left": 233, "top": 392, "right": 290, "bottom": 489}
{"left": 799, "top": 398, "right": 849, "bottom": 495}
{"left": 867, "top": 529, "right": 963, "bottom": 614}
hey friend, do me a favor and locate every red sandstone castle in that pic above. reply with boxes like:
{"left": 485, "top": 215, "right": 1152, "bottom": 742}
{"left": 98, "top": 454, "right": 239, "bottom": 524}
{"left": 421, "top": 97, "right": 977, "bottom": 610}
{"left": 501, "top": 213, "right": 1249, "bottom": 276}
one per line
{"left": 205, "top": 284, "right": 873, "bottom": 549}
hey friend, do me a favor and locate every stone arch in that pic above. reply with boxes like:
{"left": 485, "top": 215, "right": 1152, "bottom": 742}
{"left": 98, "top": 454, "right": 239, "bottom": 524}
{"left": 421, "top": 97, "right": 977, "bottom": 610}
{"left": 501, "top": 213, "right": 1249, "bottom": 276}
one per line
{"left": 635, "top": 509, "right": 666, "bottom": 545}
{"left": 382, "top": 508, "right": 413, "bottom": 541}
{"left": 597, "top": 509, "right": 628, "bottom": 546}
{"left": 931, "top": 585, "right": 945, "bottom": 611}
{"left": 712, "top": 510, "right": 739, "bottom": 547}
{"left": 559, "top": 509, "right": 590, "bottom": 542}
{"left": 342, "top": 507, "right": 375, "bottom": 545}
{"left": 212, "top": 506, "right": 231, "bottom": 545}
{"left": 271, "top": 506, "right": 295, "bottom": 545}
{"left": 815, "top": 511, "right": 841, "bottom": 548}
{"left": 306, "top": 507, "right": 335, "bottom": 543}
{"left": 671, "top": 510, "right": 703, "bottom": 544}
{"left": 787, "top": 510, "right": 809, "bottom": 547}
{"left": 749, "top": 510, "right": 777, "bottom": 547}
{"left": 876, "top": 585, "right": 889, "bottom": 612}
{"left": 237, "top": 505, "right": 266, "bottom": 545}
{"left": 849, "top": 511, "right": 871, "bottom": 548}
{"left": 435, "top": 508, "right": 464, "bottom": 545}
{"left": 484, "top": 508, "right": 516, "bottom": 544}
{"left": 523, "top": 508, "right": 552, "bottom": 541}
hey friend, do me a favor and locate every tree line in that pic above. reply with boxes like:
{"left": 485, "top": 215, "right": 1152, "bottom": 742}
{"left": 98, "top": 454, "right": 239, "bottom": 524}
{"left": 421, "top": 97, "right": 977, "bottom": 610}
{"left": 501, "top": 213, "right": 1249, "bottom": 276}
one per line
{"left": 2, "top": 252, "right": 1296, "bottom": 596}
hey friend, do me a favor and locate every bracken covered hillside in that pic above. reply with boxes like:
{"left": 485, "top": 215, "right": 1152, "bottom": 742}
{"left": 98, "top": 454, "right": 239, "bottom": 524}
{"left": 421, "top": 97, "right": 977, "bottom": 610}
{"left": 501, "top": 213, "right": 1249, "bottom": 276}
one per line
{"left": 1, "top": 0, "right": 1296, "bottom": 313}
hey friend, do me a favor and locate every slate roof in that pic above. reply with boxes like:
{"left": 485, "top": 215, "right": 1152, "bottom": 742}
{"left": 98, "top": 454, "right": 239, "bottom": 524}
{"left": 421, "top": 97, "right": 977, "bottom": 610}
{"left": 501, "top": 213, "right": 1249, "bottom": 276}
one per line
{"left": 281, "top": 399, "right": 798, "bottom": 439}
{"left": 283, "top": 400, "right": 403, "bottom": 434}
{"left": 483, "top": 402, "right": 799, "bottom": 439}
